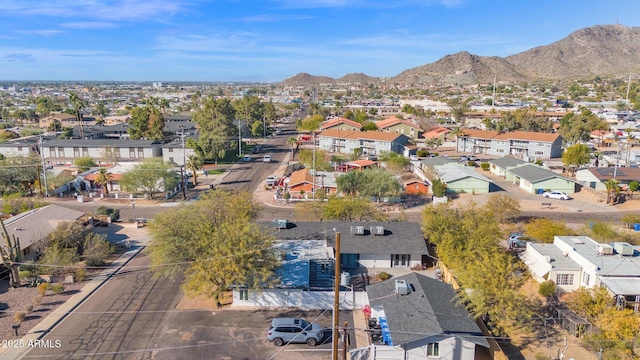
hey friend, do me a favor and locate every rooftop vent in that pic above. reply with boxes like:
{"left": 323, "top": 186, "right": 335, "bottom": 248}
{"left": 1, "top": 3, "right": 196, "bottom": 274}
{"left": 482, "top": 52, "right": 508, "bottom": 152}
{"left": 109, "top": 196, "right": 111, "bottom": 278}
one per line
{"left": 395, "top": 280, "right": 411, "bottom": 296}
{"left": 350, "top": 226, "right": 365, "bottom": 235}
{"left": 597, "top": 244, "right": 614, "bottom": 255}
{"left": 370, "top": 226, "right": 385, "bottom": 236}
{"left": 611, "top": 242, "right": 634, "bottom": 256}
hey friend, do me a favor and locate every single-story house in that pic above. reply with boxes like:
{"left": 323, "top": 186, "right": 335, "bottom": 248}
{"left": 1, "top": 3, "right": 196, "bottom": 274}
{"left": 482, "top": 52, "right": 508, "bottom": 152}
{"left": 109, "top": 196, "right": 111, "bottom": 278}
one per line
{"left": 507, "top": 164, "right": 576, "bottom": 194}
{"left": 488, "top": 156, "right": 527, "bottom": 179}
{"left": 345, "top": 159, "right": 378, "bottom": 172}
{"left": 286, "top": 168, "right": 338, "bottom": 197}
{"left": 0, "top": 205, "right": 87, "bottom": 261}
{"left": 260, "top": 221, "right": 429, "bottom": 270}
{"left": 521, "top": 236, "right": 640, "bottom": 312}
{"left": 401, "top": 173, "right": 430, "bottom": 195}
{"left": 350, "top": 272, "right": 490, "bottom": 360}
{"left": 575, "top": 167, "right": 640, "bottom": 191}
{"left": 437, "top": 165, "right": 492, "bottom": 194}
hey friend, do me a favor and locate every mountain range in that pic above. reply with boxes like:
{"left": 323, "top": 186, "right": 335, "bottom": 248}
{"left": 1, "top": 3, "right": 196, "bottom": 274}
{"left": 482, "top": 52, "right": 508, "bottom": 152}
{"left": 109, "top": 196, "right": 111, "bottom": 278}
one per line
{"left": 282, "top": 24, "right": 640, "bottom": 86}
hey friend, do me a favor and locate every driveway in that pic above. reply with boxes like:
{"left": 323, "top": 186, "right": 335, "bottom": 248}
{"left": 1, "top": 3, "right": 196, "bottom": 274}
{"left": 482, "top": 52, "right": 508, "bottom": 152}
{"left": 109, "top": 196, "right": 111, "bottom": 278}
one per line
{"left": 150, "top": 309, "right": 355, "bottom": 360}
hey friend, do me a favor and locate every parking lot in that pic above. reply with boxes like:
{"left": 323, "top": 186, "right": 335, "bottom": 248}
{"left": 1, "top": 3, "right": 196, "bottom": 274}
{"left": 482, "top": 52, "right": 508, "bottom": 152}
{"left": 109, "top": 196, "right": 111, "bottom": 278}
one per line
{"left": 151, "top": 309, "right": 355, "bottom": 360}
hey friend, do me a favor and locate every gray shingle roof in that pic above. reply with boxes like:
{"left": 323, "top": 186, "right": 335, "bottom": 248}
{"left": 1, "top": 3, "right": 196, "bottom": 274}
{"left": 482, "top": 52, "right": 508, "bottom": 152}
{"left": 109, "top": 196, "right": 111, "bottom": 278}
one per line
{"left": 508, "top": 164, "right": 569, "bottom": 183}
{"left": 366, "top": 272, "right": 489, "bottom": 348}
{"left": 488, "top": 156, "right": 526, "bottom": 168}
{"left": 1, "top": 205, "right": 86, "bottom": 250}
{"left": 257, "top": 221, "right": 427, "bottom": 255}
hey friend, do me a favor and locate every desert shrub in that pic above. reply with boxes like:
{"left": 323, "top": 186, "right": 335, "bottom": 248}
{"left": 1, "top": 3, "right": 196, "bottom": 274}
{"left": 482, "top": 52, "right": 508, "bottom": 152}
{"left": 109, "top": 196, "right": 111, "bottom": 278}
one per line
{"left": 74, "top": 268, "right": 87, "bottom": 282}
{"left": 51, "top": 283, "right": 65, "bottom": 294}
{"left": 377, "top": 271, "right": 391, "bottom": 281}
{"left": 83, "top": 233, "right": 114, "bottom": 266}
{"left": 19, "top": 270, "right": 33, "bottom": 279}
{"left": 32, "top": 296, "right": 43, "bottom": 305}
{"left": 14, "top": 312, "right": 26, "bottom": 323}
{"left": 538, "top": 280, "right": 556, "bottom": 297}
{"left": 38, "top": 243, "right": 79, "bottom": 275}
{"left": 417, "top": 149, "right": 430, "bottom": 157}
{"left": 535, "top": 353, "right": 551, "bottom": 360}
{"left": 480, "top": 162, "right": 490, "bottom": 171}
{"left": 37, "top": 282, "right": 50, "bottom": 296}
{"left": 466, "top": 161, "right": 476, "bottom": 167}
{"left": 95, "top": 206, "right": 119, "bottom": 221}
{"left": 432, "top": 152, "right": 439, "bottom": 157}
{"left": 629, "top": 181, "right": 639, "bottom": 192}
{"left": 24, "top": 304, "right": 33, "bottom": 313}
{"left": 621, "top": 214, "right": 640, "bottom": 225}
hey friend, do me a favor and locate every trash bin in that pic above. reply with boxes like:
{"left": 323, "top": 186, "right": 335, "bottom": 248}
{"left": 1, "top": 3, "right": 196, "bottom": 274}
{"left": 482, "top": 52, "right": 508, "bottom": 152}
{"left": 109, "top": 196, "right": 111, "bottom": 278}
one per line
{"left": 634, "top": 223, "right": 640, "bottom": 232}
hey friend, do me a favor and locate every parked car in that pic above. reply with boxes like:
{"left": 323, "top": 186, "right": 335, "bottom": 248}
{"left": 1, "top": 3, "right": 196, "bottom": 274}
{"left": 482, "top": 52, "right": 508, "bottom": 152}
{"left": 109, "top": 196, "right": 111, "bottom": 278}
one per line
{"left": 265, "top": 175, "right": 277, "bottom": 186}
{"left": 458, "top": 156, "right": 469, "bottom": 162}
{"left": 263, "top": 155, "right": 272, "bottom": 163}
{"left": 267, "top": 317, "right": 324, "bottom": 347}
{"left": 507, "top": 233, "right": 530, "bottom": 248}
{"left": 542, "top": 191, "right": 571, "bottom": 200}
{"left": 242, "top": 155, "right": 252, "bottom": 162}
{"left": 410, "top": 154, "right": 419, "bottom": 161}
{"left": 468, "top": 155, "right": 478, "bottom": 161}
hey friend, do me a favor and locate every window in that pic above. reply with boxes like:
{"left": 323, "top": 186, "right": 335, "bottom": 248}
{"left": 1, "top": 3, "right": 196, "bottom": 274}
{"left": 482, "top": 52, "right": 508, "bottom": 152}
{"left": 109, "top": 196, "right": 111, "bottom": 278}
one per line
{"left": 534, "top": 151, "right": 544, "bottom": 155}
{"left": 129, "top": 147, "right": 135, "bottom": 157}
{"left": 74, "top": 147, "right": 80, "bottom": 157}
{"left": 49, "top": 147, "right": 56, "bottom": 157}
{"left": 22, "top": 247, "right": 31, "bottom": 256}
{"left": 239, "top": 289, "right": 249, "bottom": 301}
{"left": 168, "top": 147, "right": 173, "bottom": 152}
{"left": 582, "top": 273, "right": 590, "bottom": 286}
{"left": 556, "top": 274, "right": 574, "bottom": 286}
{"left": 427, "top": 343, "right": 439, "bottom": 356}
{"left": 138, "top": 147, "right": 144, "bottom": 158}
{"left": 82, "top": 147, "right": 89, "bottom": 157}
{"left": 58, "top": 147, "right": 65, "bottom": 157}
{"left": 17, "top": 146, "right": 23, "bottom": 151}
{"left": 114, "top": 148, "right": 120, "bottom": 158}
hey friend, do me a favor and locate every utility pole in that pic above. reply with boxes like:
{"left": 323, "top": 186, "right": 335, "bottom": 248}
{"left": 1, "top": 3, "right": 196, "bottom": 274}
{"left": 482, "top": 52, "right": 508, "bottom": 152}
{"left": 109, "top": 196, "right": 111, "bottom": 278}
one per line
{"left": 180, "top": 127, "right": 187, "bottom": 199}
{"left": 238, "top": 120, "right": 243, "bottom": 156}
{"left": 39, "top": 135, "right": 48, "bottom": 197}
{"left": 312, "top": 132, "right": 316, "bottom": 200}
{"left": 332, "top": 231, "right": 341, "bottom": 360}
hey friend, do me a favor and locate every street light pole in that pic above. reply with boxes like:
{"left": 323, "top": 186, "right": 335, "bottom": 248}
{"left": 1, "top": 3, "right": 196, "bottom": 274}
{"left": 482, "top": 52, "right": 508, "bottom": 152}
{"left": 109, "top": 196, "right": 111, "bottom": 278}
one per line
{"left": 39, "top": 135, "right": 48, "bottom": 197}
{"left": 180, "top": 128, "right": 186, "bottom": 199}
{"left": 238, "top": 120, "right": 242, "bottom": 156}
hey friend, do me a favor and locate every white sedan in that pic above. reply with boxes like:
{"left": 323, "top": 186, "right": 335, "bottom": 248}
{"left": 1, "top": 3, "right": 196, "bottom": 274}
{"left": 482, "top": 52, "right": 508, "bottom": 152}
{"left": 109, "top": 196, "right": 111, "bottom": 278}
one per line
{"left": 542, "top": 191, "right": 571, "bottom": 200}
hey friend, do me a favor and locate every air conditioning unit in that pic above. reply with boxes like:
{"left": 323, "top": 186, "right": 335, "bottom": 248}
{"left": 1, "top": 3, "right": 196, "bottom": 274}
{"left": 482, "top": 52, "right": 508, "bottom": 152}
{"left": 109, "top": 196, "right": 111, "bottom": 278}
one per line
{"left": 273, "top": 219, "right": 288, "bottom": 229}
{"left": 370, "top": 226, "right": 385, "bottom": 236}
{"left": 350, "top": 226, "right": 365, "bottom": 235}
{"left": 395, "top": 280, "right": 410, "bottom": 295}
{"left": 611, "top": 242, "right": 634, "bottom": 256}
{"left": 597, "top": 244, "right": 614, "bottom": 255}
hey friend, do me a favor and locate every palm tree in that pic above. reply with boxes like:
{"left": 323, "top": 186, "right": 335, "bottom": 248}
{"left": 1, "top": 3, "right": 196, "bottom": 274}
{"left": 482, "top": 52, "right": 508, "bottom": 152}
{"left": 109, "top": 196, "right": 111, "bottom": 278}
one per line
{"left": 287, "top": 137, "right": 298, "bottom": 161}
{"left": 604, "top": 179, "right": 620, "bottom": 205}
{"left": 185, "top": 155, "right": 203, "bottom": 186}
{"left": 450, "top": 127, "right": 465, "bottom": 152}
{"left": 69, "top": 92, "right": 86, "bottom": 138}
{"left": 94, "top": 167, "right": 113, "bottom": 194}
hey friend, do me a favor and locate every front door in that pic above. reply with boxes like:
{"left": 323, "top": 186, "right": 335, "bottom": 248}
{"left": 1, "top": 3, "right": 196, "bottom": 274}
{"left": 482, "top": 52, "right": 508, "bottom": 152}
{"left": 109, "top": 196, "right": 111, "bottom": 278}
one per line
{"left": 391, "top": 254, "right": 410, "bottom": 267}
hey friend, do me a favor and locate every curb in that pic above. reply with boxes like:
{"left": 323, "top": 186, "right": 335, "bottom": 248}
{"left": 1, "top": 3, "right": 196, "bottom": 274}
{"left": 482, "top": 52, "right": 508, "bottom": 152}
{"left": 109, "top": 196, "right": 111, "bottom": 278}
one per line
{"left": 0, "top": 247, "right": 144, "bottom": 360}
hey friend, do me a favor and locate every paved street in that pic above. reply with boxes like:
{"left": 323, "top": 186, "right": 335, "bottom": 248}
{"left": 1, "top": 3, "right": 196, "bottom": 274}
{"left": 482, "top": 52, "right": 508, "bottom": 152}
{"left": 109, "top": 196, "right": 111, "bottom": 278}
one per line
{"left": 21, "top": 252, "right": 183, "bottom": 360}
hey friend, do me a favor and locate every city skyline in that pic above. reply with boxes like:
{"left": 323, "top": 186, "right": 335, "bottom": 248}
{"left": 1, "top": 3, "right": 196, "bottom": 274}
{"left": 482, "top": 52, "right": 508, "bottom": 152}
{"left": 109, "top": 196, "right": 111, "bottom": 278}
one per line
{"left": 1, "top": 0, "right": 639, "bottom": 82}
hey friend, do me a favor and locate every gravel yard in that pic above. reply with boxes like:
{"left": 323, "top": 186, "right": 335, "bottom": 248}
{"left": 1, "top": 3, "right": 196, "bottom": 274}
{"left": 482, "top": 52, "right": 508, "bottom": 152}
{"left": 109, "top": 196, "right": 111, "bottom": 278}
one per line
{"left": 0, "top": 280, "right": 86, "bottom": 340}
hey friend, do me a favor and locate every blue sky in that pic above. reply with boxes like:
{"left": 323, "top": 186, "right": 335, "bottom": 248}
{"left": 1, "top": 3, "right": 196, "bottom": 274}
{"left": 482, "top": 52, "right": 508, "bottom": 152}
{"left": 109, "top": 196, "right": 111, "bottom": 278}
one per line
{"left": 1, "top": 0, "right": 639, "bottom": 82}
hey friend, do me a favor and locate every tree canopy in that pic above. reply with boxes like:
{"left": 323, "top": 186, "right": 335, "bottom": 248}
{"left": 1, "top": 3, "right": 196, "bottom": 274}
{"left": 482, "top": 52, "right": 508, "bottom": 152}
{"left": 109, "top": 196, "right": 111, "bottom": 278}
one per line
{"left": 562, "top": 143, "right": 591, "bottom": 175}
{"left": 127, "top": 104, "right": 165, "bottom": 140}
{"left": 119, "top": 158, "right": 179, "bottom": 199}
{"left": 146, "top": 190, "right": 279, "bottom": 303}
{"left": 192, "top": 96, "right": 236, "bottom": 163}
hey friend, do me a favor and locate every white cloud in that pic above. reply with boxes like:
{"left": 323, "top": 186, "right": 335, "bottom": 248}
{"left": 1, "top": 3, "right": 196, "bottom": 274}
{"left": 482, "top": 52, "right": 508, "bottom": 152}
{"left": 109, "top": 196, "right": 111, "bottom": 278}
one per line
{"left": 15, "top": 29, "right": 64, "bottom": 36}
{"left": 61, "top": 21, "right": 119, "bottom": 29}
{"left": 239, "top": 14, "right": 313, "bottom": 23}
{"left": 0, "top": 0, "right": 189, "bottom": 21}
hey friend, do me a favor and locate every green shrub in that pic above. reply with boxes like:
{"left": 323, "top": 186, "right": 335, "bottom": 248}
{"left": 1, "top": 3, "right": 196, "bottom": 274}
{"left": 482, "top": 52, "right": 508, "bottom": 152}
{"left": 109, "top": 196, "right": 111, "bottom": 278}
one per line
{"left": 377, "top": 272, "right": 391, "bottom": 281}
{"left": 433, "top": 152, "right": 439, "bottom": 157}
{"left": 630, "top": 181, "right": 639, "bottom": 192}
{"left": 84, "top": 234, "right": 114, "bottom": 266}
{"left": 14, "top": 312, "right": 26, "bottom": 323}
{"left": 535, "top": 353, "right": 551, "bottom": 360}
{"left": 466, "top": 161, "right": 476, "bottom": 167}
{"left": 51, "top": 283, "right": 65, "bottom": 295}
{"left": 37, "top": 282, "right": 50, "bottom": 296}
{"left": 417, "top": 149, "right": 430, "bottom": 157}
{"left": 480, "top": 163, "right": 490, "bottom": 171}
{"left": 74, "top": 268, "right": 87, "bottom": 282}
{"left": 538, "top": 280, "right": 556, "bottom": 297}
{"left": 32, "top": 296, "right": 43, "bottom": 305}
{"left": 19, "top": 270, "right": 33, "bottom": 279}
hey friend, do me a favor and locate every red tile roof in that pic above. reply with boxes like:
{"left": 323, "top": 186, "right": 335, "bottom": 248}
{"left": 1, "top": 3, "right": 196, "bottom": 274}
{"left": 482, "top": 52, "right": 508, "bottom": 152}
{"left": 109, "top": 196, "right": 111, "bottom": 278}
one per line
{"left": 319, "top": 129, "right": 406, "bottom": 142}
{"left": 375, "top": 116, "right": 420, "bottom": 129}
{"left": 288, "top": 168, "right": 314, "bottom": 186}
{"left": 320, "top": 117, "right": 362, "bottom": 130}
{"left": 346, "top": 160, "right": 376, "bottom": 167}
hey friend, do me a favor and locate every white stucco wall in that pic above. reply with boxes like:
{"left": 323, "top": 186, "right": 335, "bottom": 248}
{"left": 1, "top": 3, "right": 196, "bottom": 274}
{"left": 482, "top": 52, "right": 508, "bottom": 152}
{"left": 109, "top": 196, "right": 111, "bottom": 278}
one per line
{"left": 232, "top": 288, "right": 369, "bottom": 310}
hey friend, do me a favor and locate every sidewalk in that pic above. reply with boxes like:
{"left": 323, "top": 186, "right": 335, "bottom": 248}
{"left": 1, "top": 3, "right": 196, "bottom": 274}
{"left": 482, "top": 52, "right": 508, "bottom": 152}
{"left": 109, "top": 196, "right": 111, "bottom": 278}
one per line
{"left": 0, "top": 228, "right": 148, "bottom": 360}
